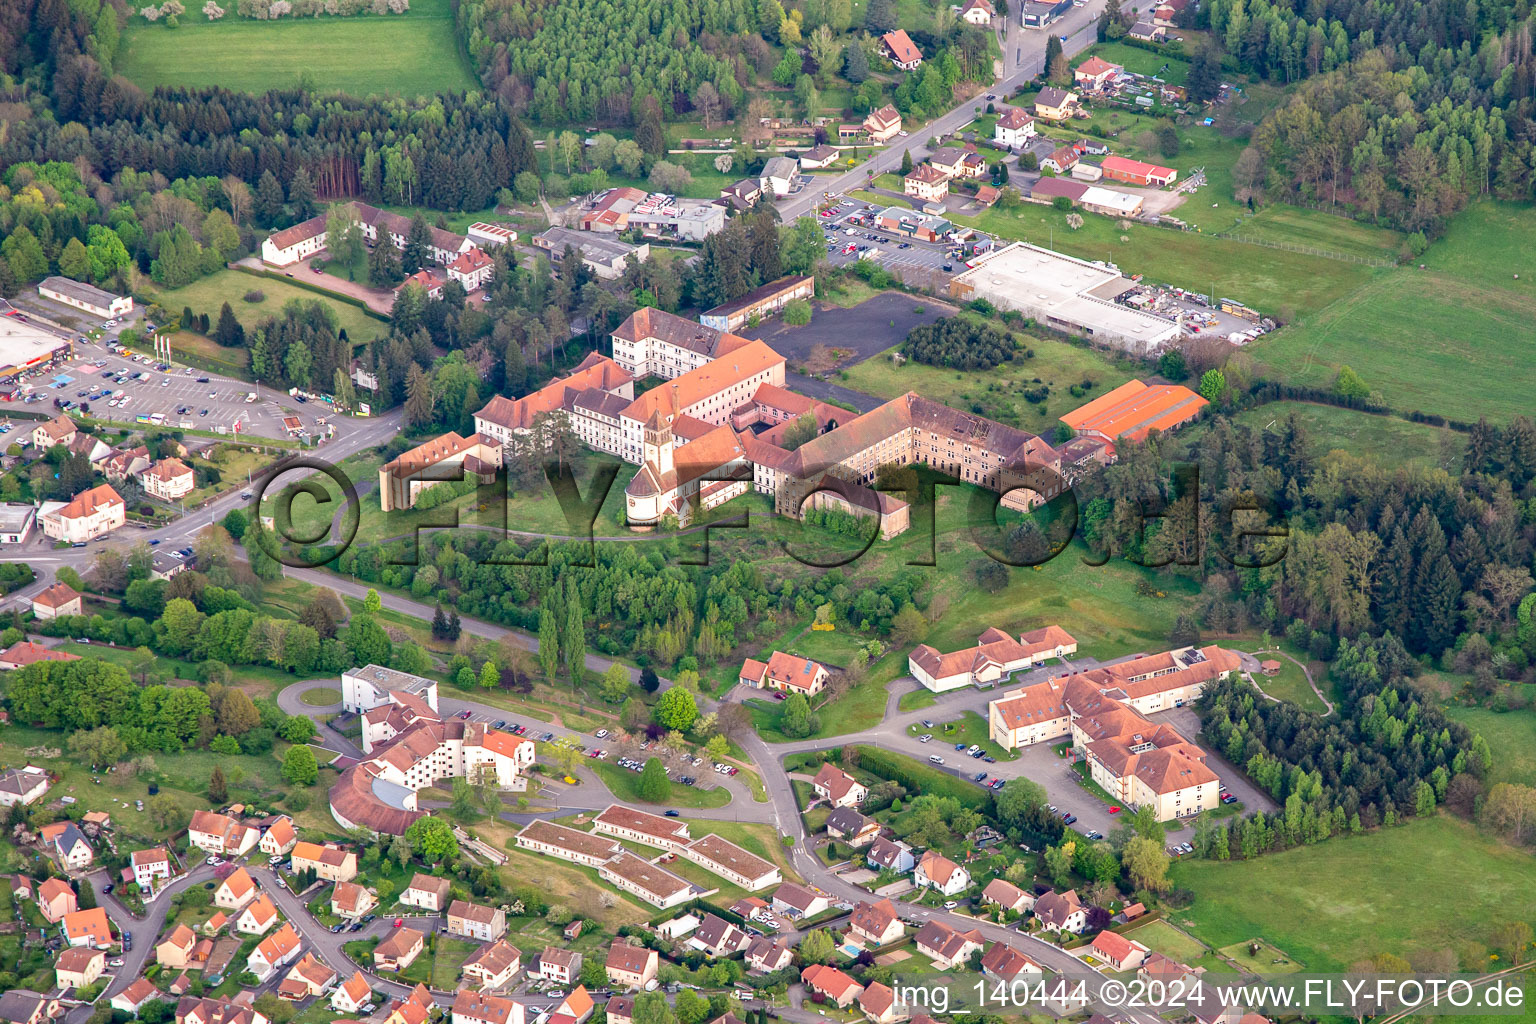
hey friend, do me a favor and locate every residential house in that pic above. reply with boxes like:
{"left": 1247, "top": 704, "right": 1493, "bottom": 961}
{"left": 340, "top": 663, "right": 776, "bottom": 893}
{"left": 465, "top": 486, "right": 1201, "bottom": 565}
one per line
{"left": 718, "top": 179, "right": 763, "bottom": 211}
{"left": 960, "top": 0, "right": 995, "bottom": 23}
{"left": 605, "top": 998, "right": 635, "bottom": 1024}
{"left": 812, "top": 763, "right": 868, "bottom": 808}
{"left": 744, "top": 936, "right": 793, "bottom": 973}
{"left": 801, "top": 964, "right": 864, "bottom": 1008}
{"left": 904, "top": 164, "right": 949, "bottom": 203}
{"left": 914, "top": 920, "right": 984, "bottom": 970}
{"left": 451, "top": 992, "right": 520, "bottom": 1024}
{"left": 0, "top": 503, "right": 37, "bottom": 545}
{"left": 10, "top": 876, "right": 32, "bottom": 901}
{"left": 993, "top": 108, "right": 1037, "bottom": 149}
{"left": 929, "top": 147, "right": 987, "bottom": 180}
{"left": 859, "top": 982, "right": 906, "bottom": 1024}
{"left": 447, "top": 900, "right": 507, "bottom": 942}
{"left": 258, "top": 817, "right": 297, "bottom": 857}
{"left": 865, "top": 837, "right": 916, "bottom": 874}
{"left": 401, "top": 873, "right": 451, "bottom": 912}
{"left": 54, "top": 947, "right": 105, "bottom": 990}
{"left": 131, "top": 848, "right": 172, "bottom": 891}
{"left": 759, "top": 157, "right": 800, "bottom": 198}
{"left": 290, "top": 841, "right": 357, "bottom": 882}
{"left": 110, "top": 980, "right": 159, "bottom": 1016}
{"left": 67, "top": 432, "right": 111, "bottom": 466}
{"left": 31, "top": 415, "right": 77, "bottom": 451}
{"left": 1033, "top": 87, "right": 1079, "bottom": 121}
{"left": 40, "top": 484, "right": 125, "bottom": 543}
{"left": 881, "top": 30, "right": 923, "bottom": 70}
{"left": 689, "top": 914, "right": 750, "bottom": 958}
{"left": 37, "top": 878, "right": 76, "bottom": 923}
{"left": 913, "top": 851, "right": 970, "bottom": 896}
{"left": 246, "top": 922, "right": 302, "bottom": 982}
{"left": 447, "top": 247, "right": 495, "bottom": 292}
{"left": 0, "top": 766, "right": 52, "bottom": 806}
{"left": 176, "top": 993, "right": 271, "bottom": 1024}
{"left": 863, "top": 105, "right": 903, "bottom": 144}
{"left": 604, "top": 942, "right": 658, "bottom": 989}
{"left": 825, "top": 807, "right": 880, "bottom": 847}
{"left": 550, "top": 987, "right": 595, "bottom": 1024}
{"left": 143, "top": 458, "right": 195, "bottom": 501}
{"left": 849, "top": 900, "right": 904, "bottom": 947}
{"left": 799, "top": 145, "right": 840, "bottom": 170}
{"left": 1041, "top": 145, "right": 1079, "bottom": 174}
{"left": 202, "top": 912, "right": 227, "bottom": 936}
{"left": 1128, "top": 19, "right": 1166, "bottom": 40}
{"left": 374, "top": 928, "right": 426, "bottom": 973}
{"left": 535, "top": 947, "right": 582, "bottom": 986}
{"left": 331, "top": 880, "right": 376, "bottom": 920}
{"left": 214, "top": 868, "right": 256, "bottom": 911}
{"left": 0, "top": 993, "right": 59, "bottom": 1024}
{"left": 101, "top": 446, "right": 151, "bottom": 483}
{"left": 460, "top": 938, "right": 521, "bottom": 989}
{"left": 31, "top": 583, "right": 83, "bottom": 620}
{"left": 980, "top": 943, "right": 1044, "bottom": 982}
{"left": 40, "top": 822, "right": 92, "bottom": 869}
{"left": 279, "top": 953, "right": 337, "bottom": 1001}
{"left": 188, "top": 810, "right": 259, "bottom": 857}
{"left": 158, "top": 924, "right": 197, "bottom": 969}
{"left": 235, "top": 894, "right": 279, "bottom": 935}
{"left": 1074, "top": 56, "right": 1123, "bottom": 90}
{"left": 770, "top": 882, "right": 829, "bottom": 920}
{"left": 738, "top": 652, "right": 831, "bottom": 697}
{"left": 1140, "top": 952, "right": 1197, "bottom": 985}
{"left": 331, "top": 972, "right": 373, "bottom": 1015}
{"left": 980, "top": 878, "right": 1034, "bottom": 914}
{"left": 1089, "top": 929, "right": 1149, "bottom": 970}
{"left": 61, "top": 907, "right": 112, "bottom": 948}
{"left": 1033, "top": 889, "right": 1087, "bottom": 933}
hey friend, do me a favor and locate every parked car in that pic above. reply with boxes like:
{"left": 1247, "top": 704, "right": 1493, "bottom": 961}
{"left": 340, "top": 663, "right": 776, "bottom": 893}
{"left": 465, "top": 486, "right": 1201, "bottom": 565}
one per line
{"left": 664, "top": 810, "right": 681, "bottom": 817}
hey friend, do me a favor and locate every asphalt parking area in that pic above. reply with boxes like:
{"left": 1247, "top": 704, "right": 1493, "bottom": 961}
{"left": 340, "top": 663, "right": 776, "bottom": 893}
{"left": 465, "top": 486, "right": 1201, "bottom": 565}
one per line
{"left": 741, "top": 291, "right": 954, "bottom": 366}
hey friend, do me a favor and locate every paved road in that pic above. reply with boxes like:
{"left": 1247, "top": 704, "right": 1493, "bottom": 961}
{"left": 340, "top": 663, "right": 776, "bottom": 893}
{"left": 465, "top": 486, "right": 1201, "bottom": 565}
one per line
{"left": 775, "top": 0, "right": 1151, "bottom": 223}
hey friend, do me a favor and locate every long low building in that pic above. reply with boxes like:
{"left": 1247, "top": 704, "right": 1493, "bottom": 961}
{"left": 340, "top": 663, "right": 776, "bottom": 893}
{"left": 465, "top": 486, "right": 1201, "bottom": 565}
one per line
{"left": 597, "top": 851, "right": 702, "bottom": 908}
{"left": 909, "top": 625, "right": 1078, "bottom": 692}
{"left": 698, "top": 275, "right": 815, "bottom": 332}
{"left": 39, "top": 277, "right": 133, "bottom": 319}
{"left": 678, "top": 833, "right": 781, "bottom": 891}
{"left": 949, "top": 242, "right": 1179, "bottom": 354}
{"left": 514, "top": 820, "right": 623, "bottom": 867}
{"left": 1059, "top": 379, "right": 1208, "bottom": 442}
{"left": 532, "top": 227, "right": 650, "bottom": 280}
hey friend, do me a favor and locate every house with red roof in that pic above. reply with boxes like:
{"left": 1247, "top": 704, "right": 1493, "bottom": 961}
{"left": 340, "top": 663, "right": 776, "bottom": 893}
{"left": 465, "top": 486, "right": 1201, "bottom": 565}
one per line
{"left": 1088, "top": 929, "right": 1150, "bottom": 970}
{"left": 880, "top": 30, "right": 923, "bottom": 70}
{"left": 803, "top": 964, "right": 865, "bottom": 1007}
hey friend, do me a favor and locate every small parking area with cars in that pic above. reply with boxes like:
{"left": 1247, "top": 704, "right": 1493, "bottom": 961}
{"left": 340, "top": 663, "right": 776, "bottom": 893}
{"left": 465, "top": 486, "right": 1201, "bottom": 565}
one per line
{"left": 816, "top": 197, "right": 965, "bottom": 278}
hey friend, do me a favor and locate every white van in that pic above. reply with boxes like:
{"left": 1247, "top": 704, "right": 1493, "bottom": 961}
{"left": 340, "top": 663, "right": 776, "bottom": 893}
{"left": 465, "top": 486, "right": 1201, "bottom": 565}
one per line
{"left": 928, "top": 755, "right": 945, "bottom": 765}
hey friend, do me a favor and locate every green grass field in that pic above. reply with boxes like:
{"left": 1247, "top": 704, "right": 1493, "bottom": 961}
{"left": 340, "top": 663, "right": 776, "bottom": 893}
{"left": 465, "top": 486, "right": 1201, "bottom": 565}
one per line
{"left": 1251, "top": 201, "right": 1536, "bottom": 422}
{"left": 838, "top": 328, "right": 1140, "bottom": 430}
{"left": 589, "top": 762, "right": 732, "bottom": 809}
{"left": 1124, "top": 918, "right": 1211, "bottom": 964}
{"left": 1170, "top": 816, "right": 1536, "bottom": 970}
{"left": 1444, "top": 706, "right": 1536, "bottom": 787}
{"left": 117, "top": 0, "right": 475, "bottom": 97}
{"left": 1218, "top": 205, "right": 1404, "bottom": 261}
{"left": 949, "top": 202, "right": 1383, "bottom": 320}
{"left": 147, "top": 269, "right": 387, "bottom": 344}
{"left": 1075, "top": 42, "right": 1191, "bottom": 86}
{"left": 1246, "top": 643, "right": 1327, "bottom": 714}
{"left": 1219, "top": 401, "right": 1464, "bottom": 473}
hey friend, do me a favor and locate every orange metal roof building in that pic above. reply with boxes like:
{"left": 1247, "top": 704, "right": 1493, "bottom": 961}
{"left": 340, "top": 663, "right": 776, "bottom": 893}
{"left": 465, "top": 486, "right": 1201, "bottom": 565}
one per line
{"left": 1059, "top": 380, "right": 1207, "bottom": 442}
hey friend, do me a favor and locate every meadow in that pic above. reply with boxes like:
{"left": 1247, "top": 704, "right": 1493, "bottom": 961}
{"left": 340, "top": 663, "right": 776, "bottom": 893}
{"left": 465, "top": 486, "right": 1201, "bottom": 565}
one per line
{"left": 1443, "top": 706, "right": 1536, "bottom": 787}
{"left": 1218, "top": 401, "right": 1465, "bottom": 473}
{"left": 1170, "top": 815, "right": 1536, "bottom": 970}
{"left": 147, "top": 268, "right": 388, "bottom": 344}
{"left": 116, "top": 0, "right": 476, "bottom": 97}
{"left": 1250, "top": 201, "right": 1536, "bottom": 423}
{"left": 838, "top": 325, "right": 1142, "bottom": 430}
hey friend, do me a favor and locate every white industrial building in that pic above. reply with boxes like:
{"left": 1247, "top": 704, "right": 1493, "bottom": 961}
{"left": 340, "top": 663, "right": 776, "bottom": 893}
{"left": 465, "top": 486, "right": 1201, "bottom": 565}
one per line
{"left": 0, "top": 319, "right": 72, "bottom": 380}
{"left": 949, "top": 242, "right": 1179, "bottom": 354}
{"left": 38, "top": 277, "right": 133, "bottom": 319}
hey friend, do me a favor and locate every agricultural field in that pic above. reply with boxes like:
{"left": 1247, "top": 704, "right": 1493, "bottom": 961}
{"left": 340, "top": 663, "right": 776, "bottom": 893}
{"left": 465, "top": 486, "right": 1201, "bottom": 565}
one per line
{"left": 147, "top": 268, "right": 388, "bottom": 344}
{"left": 1170, "top": 815, "right": 1536, "bottom": 970}
{"left": 116, "top": 0, "right": 476, "bottom": 97}
{"left": 1251, "top": 201, "right": 1536, "bottom": 423}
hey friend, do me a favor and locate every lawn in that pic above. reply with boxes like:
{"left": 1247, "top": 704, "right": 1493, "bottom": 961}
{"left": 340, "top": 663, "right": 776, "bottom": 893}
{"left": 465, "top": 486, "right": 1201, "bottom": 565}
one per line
{"left": 949, "top": 202, "right": 1385, "bottom": 321}
{"left": 1127, "top": 918, "right": 1211, "bottom": 964}
{"left": 116, "top": 0, "right": 475, "bottom": 97}
{"left": 1251, "top": 200, "right": 1536, "bottom": 423}
{"left": 1074, "top": 43, "right": 1192, "bottom": 86}
{"left": 301, "top": 687, "right": 342, "bottom": 706}
{"left": 146, "top": 269, "right": 388, "bottom": 345}
{"left": 589, "top": 762, "right": 732, "bottom": 810}
{"left": 1443, "top": 706, "right": 1536, "bottom": 787}
{"left": 1218, "top": 205, "right": 1404, "bottom": 261}
{"left": 1247, "top": 644, "right": 1327, "bottom": 715}
{"left": 920, "top": 711, "right": 1016, "bottom": 761}
{"left": 1218, "top": 401, "right": 1464, "bottom": 473}
{"left": 1169, "top": 815, "right": 1536, "bottom": 970}
{"left": 839, "top": 326, "right": 1141, "bottom": 430}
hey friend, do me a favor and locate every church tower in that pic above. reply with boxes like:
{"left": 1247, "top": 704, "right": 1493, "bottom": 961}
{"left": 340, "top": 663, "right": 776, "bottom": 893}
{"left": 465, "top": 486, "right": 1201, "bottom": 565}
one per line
{"left": 642, "top": 410, "right": 674, "bottom": 478}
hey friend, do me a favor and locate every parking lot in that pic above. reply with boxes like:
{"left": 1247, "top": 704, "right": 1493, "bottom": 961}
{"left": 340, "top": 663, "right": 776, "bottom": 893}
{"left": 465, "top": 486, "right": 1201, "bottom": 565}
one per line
{"left": 816, "top": 198, "right": 963, "bottom": 278}
{"left": 0, "top": 339, "right": 322, "bottom": 440}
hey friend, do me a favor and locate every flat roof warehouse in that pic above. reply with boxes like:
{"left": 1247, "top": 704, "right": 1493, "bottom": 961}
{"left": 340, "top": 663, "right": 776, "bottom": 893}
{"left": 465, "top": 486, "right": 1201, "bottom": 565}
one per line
{"left": 950, "top": 242, "right": 1179, "bottom": 355}
{"left": 0, "top": 318, "right": 72, "bottom": 379}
